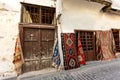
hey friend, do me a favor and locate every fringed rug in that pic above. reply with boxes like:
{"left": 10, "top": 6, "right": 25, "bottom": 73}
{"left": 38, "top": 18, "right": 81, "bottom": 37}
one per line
{"left": 61, "top": 33, "right": 79, "bottom": 70}
{"left": 52, "top": 39, "right": 61, "bottom": 69}
{"left": 96, "top": 31, "right": 116, "bottom": 60}
{"left": 77, "top": 33, "right": 86, "bottom": 65}
{"left": 13, "top": 35, "right": 24, "bottom": 75}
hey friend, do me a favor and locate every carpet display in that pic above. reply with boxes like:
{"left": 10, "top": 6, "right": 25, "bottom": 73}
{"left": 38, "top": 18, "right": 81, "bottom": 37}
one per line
{"left": 77, "top": 33, "right": 86, "bottom": 65}
{"left": 13, "top": 35, "right": 24, "bottom": 75}
{"left": 61, "top": 33, "right": 79, "bottom": 70}
{"left": 52, "top": 39, "right": 61, "bottom": 69}
{"left": 96, "top": 31, "right": 103, "bottom": 60}
{"left": 96, "top": 30, "right": 116, "bottom": 60}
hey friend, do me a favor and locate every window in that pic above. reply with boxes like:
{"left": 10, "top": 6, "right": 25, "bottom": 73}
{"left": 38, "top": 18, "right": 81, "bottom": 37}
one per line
{"left": 78, "top": 31, "right": 94, "bottom": 51}
{"left": 75, "top": 30, "right": 96, "bottom": 61}
{"left": 21, "top": 3, "right": 56, "bottom": 25}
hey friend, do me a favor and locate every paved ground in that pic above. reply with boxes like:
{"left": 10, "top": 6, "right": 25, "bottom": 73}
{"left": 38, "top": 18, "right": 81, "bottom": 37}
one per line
{"left": 2, "top": 57, "right": 120, "bottom": 80}
{"left": 17, "top": 68, "right": 57, "bottom": 80}
{"left": 17, "top": 58, "right": 120, "bottom": 80}
{"left": 1, "top": 68, "right": 57, "bottom": 80}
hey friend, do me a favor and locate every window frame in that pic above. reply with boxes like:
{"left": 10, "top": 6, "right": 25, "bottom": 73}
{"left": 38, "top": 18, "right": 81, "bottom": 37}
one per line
{"left": 20, "top": 2, "right": 56, "bottom": 25}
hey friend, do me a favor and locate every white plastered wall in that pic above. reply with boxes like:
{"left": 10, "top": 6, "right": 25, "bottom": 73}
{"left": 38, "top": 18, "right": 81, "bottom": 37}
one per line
{"left": 56, "top": 0, "right": 120, "bottom": 67}
{"left": 0, "top": 0, "right": 55, "bottom": 78}
{"left": 0, "top": 0, "right": 21, "bottom": 78}
{"left": 21, "top": 0, "right": 55, "bottom": 7}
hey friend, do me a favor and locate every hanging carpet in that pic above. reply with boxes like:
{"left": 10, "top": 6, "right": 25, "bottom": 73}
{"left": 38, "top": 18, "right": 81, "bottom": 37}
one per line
{"left": 61, "top": 33, "right": 80, "bottom": 70}
{"left": 96, "top": 30, "right": 116, "bottom": 60}
{"left": 13, "top": 35, "right": 24, "bottom": 75}
{"left": 52, "top": 39, "right": 61, "bottom": 69}
{"left": 77, "top": 33, "right": 86, "bottom": 65}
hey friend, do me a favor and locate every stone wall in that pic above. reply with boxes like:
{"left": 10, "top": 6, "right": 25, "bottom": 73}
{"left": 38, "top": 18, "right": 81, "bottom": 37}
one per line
{"left": 0, "top": 0, "right": 55, "bottom": 78}
{"left": 0, "top": 1, "right": 20, "bottom": 78}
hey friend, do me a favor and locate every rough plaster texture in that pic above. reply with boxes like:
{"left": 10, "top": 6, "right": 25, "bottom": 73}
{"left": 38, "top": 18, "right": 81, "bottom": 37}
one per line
{"left": 0, "top": 10, "right": 19, "bottom": 77}
{"left": 22, "top": 0, "right": 55, "bottom": 7}
{"left": 0, "top": 1, "right": 20, "bottom": 78}
{"left": 59, "top": 0, "right": 120, "bottom": 32}
{"left": 0, "top": 0, "right": 55, "bottom": 78}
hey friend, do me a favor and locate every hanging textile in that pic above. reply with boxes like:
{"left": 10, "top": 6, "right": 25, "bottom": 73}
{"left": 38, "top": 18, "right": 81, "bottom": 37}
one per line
{"left": 13, "top": 35, "right": 24, "bottom": 75}
{"left": 96, "top": 31, "right": 103, "bottom": 60}
{"left": 96, "top": 30, "right": 116, "bottom": 60}
{"left": 61, "top": 33, "right": 80, "bottom": 70}
{"left": 110, "top": 30, "right": 116, "bottom": 55}
{"left": 52, "top": 39, "right": 61, "bottom": 69}
{"left": 77, "top": 33, "right": 86, "bottom": 65}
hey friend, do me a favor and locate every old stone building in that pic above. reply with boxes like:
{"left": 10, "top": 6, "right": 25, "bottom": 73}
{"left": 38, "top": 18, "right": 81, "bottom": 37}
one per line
{"left": 1, "top": 0, "right": 120, "bottom": 79}
{"left": 0, "top": 0, "right": 56, "bottom": 79}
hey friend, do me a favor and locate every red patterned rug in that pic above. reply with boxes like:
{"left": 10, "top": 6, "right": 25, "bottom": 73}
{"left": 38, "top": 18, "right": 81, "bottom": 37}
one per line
{"left": 61, "top": 33, "right": 80, "bottom": 70}
{"left": 77, "top": 33, "right": 86, "bottom": 65}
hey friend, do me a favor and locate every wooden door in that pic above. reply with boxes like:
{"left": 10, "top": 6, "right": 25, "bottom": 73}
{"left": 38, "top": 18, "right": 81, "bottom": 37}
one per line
{"left": 22, "top": 27, "right": 55, "bottom": 73}
{"left": 112, "top": 29, "right": 120, "bottom": 52}
{"left": 77, "top": 31, "right": 96, "bottom": 61}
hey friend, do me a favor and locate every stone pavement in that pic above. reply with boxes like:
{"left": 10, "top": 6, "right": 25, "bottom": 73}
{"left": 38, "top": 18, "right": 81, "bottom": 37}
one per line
{"left": 23, "top": 58, "right": 120, "bottom": 80}
{"left": 1, "top": 68, "right": 57, "bottom": 80}
{"left": 2, "top": 58, "right": 120, "bottom": 80}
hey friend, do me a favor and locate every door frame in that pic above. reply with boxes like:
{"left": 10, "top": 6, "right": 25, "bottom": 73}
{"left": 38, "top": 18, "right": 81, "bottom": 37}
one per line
{"left": 19, "top": 23, "right": 56, "bottom": 73}
{"left": 74, "top": 29, "right": 96, "bottom": 61}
